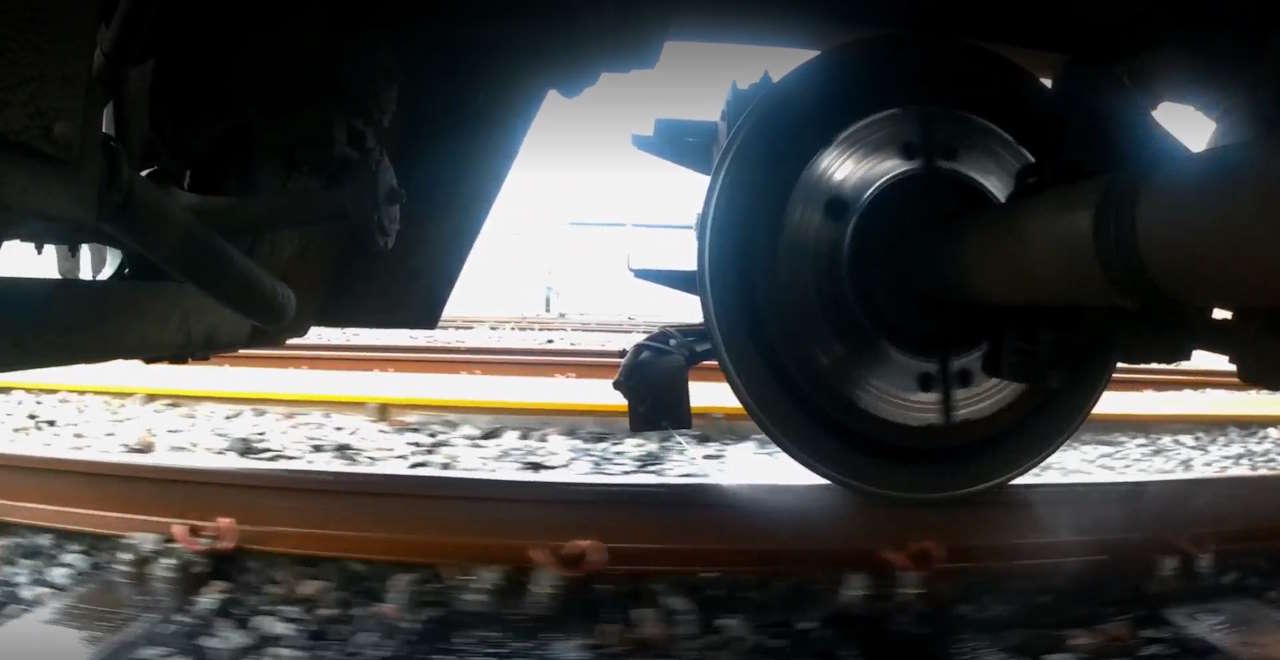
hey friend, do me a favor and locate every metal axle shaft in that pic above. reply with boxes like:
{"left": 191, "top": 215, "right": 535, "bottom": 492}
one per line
{"left": 940, "top": 141, "right": 1280, "bottom": 311}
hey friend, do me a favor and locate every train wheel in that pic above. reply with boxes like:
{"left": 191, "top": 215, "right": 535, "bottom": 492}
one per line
{"left": 699, "top": 36, "right": 1116, "bottom": 498}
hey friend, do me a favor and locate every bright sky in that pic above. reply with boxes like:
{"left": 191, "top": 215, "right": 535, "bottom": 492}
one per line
{"left": 0, "top": 241, "right": 119, "bottom": 279}
{"left": 0, "top": 241, "right": 58, "bottom": 278}
{"left": 1152, "top": 101, "right": 1216, "bottom": 152}
{"left": 441, "top": 41, "right": 818, "bottom": 320}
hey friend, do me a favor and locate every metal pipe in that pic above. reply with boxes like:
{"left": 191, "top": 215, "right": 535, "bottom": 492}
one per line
{"left": 165, "top": 186, "right": 350, "bottom": 233}
{"left": 0, "top": 138, "right": 297, "bottom": 327}
{"left": 938, "top": 178, "right": 1116, "bottom": 306}
{"left": 938, "top": 141, "right": 1280, "bottom": 310}
{"left": 97, "top": 140, "right": 297, "bottom": 326}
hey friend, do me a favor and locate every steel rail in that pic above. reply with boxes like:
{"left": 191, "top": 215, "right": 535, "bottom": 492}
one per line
{"left": 208, "top": 344, "right": 1246, "bottom": 391}
{"left": 429, "top": 317, "right": 665, "bottom": 333}
{"left": 0, "top": 452, "right": 1278, "bottom": 572}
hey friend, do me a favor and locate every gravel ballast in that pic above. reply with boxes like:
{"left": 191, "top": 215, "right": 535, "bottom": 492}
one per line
{"left": 0, "top": 525, "right": 116, "bottom": 623}
{"left": 1, "top": 389, "right": 1279, "bottom": 484}
{"left": 113, "top": 545, "right": 1280, "bottom": 659}
{"left": 4, "top": 524, "right": 1279, "bottom": 659}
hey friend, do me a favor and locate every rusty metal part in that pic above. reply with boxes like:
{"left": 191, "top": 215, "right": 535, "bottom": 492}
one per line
{"left": 206, "top": 344, "right": 1245, "bottom": 392}
{"left": 1109, "top": 366, "right": 1248, "bottom": 391}
{"left": 3, "top": 452, "right": 1280, "bottom": 571}
{"left": 529, "top": 539, "right": 610, "bottom": 575}
{"left": 171, "top": 516, "right": 239, "bottom": 554}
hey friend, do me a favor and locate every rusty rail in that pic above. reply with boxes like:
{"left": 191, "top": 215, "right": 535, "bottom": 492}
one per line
{"left": 1, "top": 452, "right": 1278, "bottom": 571}
{"left": 206, "top": 343, "right": 1246, "bottom": 391}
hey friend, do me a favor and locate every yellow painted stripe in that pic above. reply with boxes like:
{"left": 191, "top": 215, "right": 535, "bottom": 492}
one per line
{"left": 2, "top": 362, "right": 1278, "bottom": 422}
{"left": 1090, "top": 413, "right": 1280, "bottom": 423}
{"left": 0, "top": 378, "right": 749, "bottom": 417}
{"left": 0, "top": 380, "right": 618, "bottom": 412}
{"left": 1089, "top": 390, "right": 1280, "bottom": 423}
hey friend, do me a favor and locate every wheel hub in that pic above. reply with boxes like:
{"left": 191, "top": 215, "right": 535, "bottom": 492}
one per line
{"left": 767, "top": 107, "right": 1033, "bottom": 427}
{"left": 698, "top": 36, "right": 1116, "bottom": 497}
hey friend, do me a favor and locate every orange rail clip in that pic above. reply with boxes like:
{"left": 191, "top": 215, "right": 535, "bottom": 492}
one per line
{"left": 528, "top": 539, "right": 609, "bottom": 575}
{"left": 1172, "top": 533, "right": 1216, "bottom": 575}
{"left": 1173, "top": 533, "right": 1215, "bottom": 556}
{"left": 877, "top": 540, "right": 946, "bottom": 573}
{"left": 171, "top": 517, "right": 239, "bottom": 553}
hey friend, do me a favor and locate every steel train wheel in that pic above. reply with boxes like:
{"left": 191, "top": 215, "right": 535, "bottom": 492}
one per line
{"left": 699, "top": 37, "right": 1116, "bottom": 498}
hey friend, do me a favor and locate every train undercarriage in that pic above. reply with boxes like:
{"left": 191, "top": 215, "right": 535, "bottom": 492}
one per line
{"left": 4, "top": 2, "right": 1280, "bottom": 498}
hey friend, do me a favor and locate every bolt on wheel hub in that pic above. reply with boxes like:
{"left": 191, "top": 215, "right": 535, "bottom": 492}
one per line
{"left": 769, "top": 107, "right": 1032, "bottom": 428}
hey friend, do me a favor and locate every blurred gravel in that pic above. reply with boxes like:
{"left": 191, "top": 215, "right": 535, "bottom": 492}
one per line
{"left": 4, "top": 524, "right": 1279, "bottom": 659}
{"left": 2, "top": 389, "right": 1280, "bottom": 484}
{"left": 0, "top": 526, "right": 115, "bottom": 623}
{"left": 116, "top": 546, "right": 1280, "bottom": 659}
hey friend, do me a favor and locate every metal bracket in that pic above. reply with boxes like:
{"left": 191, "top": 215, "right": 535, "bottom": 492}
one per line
{"left": 528, "top": 539, "right": 609, "bottom": 576}
{"left": 630, "top": 71, "right": 776, "bottom": 174}
{"left": 877, "top": 541, "right": 944, "bottom": 600}
{"left": 613, "top": 325, "right": 714, "bottom": 432}
{"left": 630, "top": 268, "right": 698, "bottom": 295}
{"left": 170, "top": 517, "right": 239, "bottom": 554}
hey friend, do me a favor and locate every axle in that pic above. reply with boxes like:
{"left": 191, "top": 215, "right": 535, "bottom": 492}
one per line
{"left": 939, "top": 140, "right": 1280, "bottom": 311}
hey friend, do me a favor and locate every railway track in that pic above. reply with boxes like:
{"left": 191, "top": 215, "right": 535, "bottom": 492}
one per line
{"left": 1, "top": 390, "right": 1278, "bottom": 657}
{"left": 0, "top": 320, "right": 1273, "bottom": 577}
{"left": 209, "top": 343, "right": 1248, "bottom": 392}
{"left": 1, "top": 452, "right": 1279, "bottom": 572}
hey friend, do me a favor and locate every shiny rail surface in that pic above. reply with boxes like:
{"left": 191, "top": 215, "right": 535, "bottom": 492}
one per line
{"left": 0, "top": 452, "right": 1278, "bottom": 572}
{"left": 209, "top": 343, "right": 1246, "bottom": 391}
